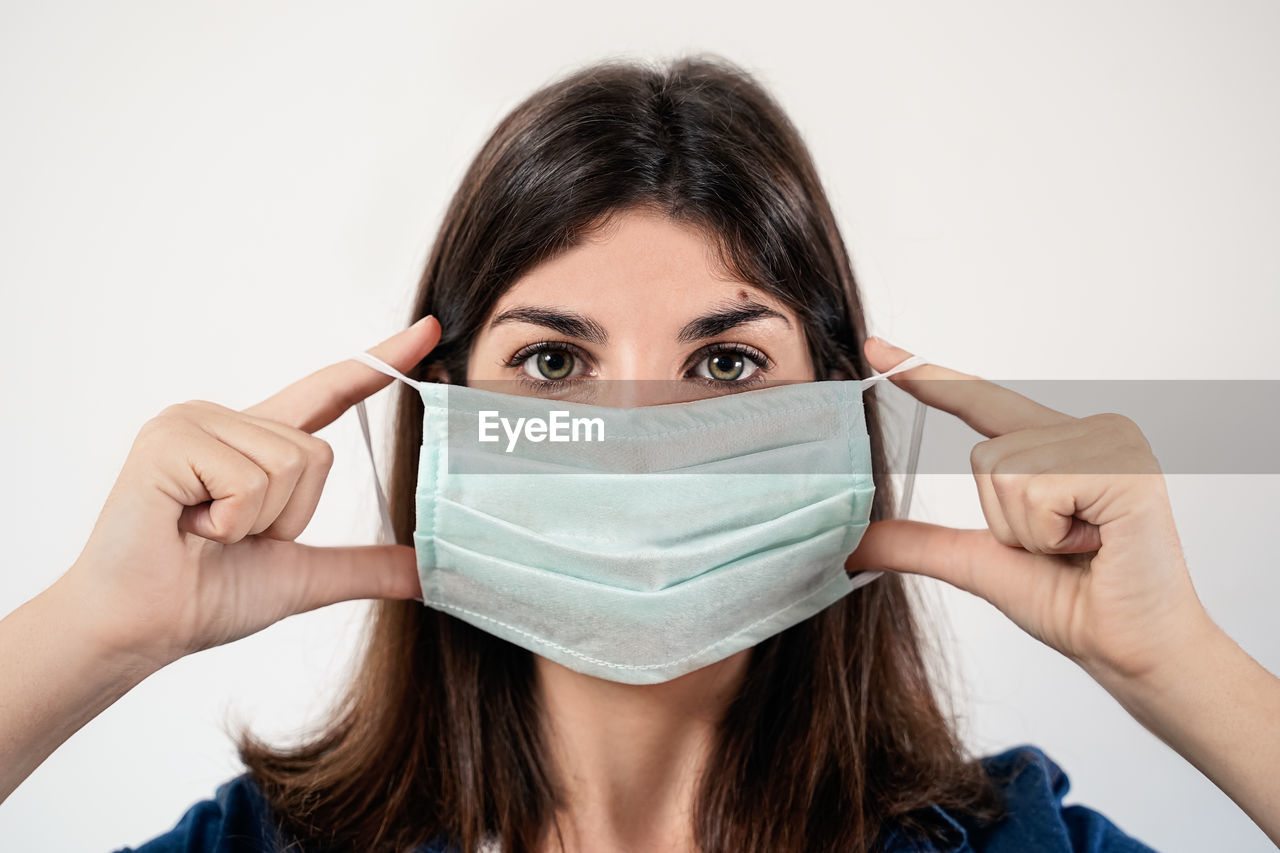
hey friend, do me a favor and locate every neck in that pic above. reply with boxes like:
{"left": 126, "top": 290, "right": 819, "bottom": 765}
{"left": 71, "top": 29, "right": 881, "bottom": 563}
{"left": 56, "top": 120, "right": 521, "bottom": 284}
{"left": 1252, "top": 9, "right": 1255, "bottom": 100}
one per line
{"left": 533, "top": 649, "right": 751, "bottom": 852}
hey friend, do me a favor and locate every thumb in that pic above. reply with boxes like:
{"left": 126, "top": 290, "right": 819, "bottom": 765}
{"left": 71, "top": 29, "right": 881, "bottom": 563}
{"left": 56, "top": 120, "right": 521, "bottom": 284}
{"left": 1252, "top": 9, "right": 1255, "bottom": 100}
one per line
{"left": 846, "top": 519, "right": 1048, "bottom": 614}
{"left": 270, "top": 541, "right": 423, "bottom": 613}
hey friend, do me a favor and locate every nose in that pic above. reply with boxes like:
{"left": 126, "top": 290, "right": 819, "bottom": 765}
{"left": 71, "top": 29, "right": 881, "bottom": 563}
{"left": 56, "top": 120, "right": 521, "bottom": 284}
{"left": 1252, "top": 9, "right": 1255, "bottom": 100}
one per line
{"left": 582, "top": 343, "right": 732, "bottom": 408}
{"left": 589, "top": 379, "right": 706, "bottom": 409}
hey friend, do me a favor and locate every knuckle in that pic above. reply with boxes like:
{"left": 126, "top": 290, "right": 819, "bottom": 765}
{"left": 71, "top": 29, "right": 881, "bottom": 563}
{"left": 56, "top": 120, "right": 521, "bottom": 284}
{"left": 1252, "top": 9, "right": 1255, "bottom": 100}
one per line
{"left": 157, "top": 402, "right": 192, "bottom": 421}
{"left": 281, "top": 444, "right": 309, "bottom": 477}
{"left": 969, "top": 440, "right": 996, "bottom": 474}
{"left": 310, "top": 436, "right": 335, "bottom": 469}
{"left": 1088, "top": 412, "right": 1152, "bottom": 453}
{"left": 244, "top": 466, "right": 270, "bottom": 499}
{"left": 988, "top": 453, "right": 1030, "bottom": 488}
{"left": 180, "top": 398, "right": 223, "bottom": 414}
{"left": 1087, "top": 411, "right": 1135, "bottom": 434}
{"left": 1023, "top": 473, "right": 1051, "bottom": 505}
{"left": 139, "top": 410, "right": 191, "bottom": 445}
{"left": 140, "top": 413, "right": 176, "bottom": 438}
{"left": 158, "top": 400, "right": 220, "bottom": 422}
{"left": 989, "top": 469, "right": 1019, "bottom": 495}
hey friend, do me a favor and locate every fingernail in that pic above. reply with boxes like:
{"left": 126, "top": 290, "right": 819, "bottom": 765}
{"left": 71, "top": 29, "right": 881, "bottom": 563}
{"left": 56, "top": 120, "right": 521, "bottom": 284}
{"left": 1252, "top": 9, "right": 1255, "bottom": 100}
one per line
{"left": 411, "top": 314, "right": 434, "bottom": 329}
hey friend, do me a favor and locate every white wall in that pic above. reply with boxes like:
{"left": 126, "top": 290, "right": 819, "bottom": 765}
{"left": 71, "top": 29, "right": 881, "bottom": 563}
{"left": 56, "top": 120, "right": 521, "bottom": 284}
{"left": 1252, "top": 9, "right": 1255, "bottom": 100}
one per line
{"left": 2, "top": 1, "right": 1276, "bottom": 850}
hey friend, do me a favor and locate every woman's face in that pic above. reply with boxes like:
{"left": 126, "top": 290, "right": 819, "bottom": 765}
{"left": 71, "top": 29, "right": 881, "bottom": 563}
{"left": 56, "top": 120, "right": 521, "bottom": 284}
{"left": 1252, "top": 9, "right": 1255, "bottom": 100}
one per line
{"left": 464, "top": 207, "right": 815, "bottom": 398}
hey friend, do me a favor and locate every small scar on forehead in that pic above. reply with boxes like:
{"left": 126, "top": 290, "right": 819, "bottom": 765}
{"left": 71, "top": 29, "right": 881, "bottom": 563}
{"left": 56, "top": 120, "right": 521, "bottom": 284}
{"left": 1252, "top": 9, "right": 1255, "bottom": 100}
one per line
{"left": 737, "top": 289, "right": 750, "bottom": 301}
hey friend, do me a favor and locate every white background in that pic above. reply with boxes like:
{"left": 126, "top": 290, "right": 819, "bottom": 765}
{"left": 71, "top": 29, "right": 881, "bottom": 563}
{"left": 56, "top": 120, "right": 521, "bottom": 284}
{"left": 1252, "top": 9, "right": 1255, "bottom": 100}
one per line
{"left": 2, "top": 1, "right": 1277, "bottom": 850}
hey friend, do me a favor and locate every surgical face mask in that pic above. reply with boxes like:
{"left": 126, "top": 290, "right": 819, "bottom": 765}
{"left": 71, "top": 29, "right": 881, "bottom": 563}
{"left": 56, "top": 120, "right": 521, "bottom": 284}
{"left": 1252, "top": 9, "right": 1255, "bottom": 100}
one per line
{"left": 349, "top": 351, "right": 927, "bottom": 685}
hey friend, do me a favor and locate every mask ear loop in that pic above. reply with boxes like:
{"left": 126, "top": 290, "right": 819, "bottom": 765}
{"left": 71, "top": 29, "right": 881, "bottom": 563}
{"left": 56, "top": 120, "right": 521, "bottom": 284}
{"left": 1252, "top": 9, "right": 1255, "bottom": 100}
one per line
{"left": 349, "top": 350, "right": 424, "bottom": 546}
{"left": 355, "top": 400, "right": 398, "bottom": 545}
{"left": 350, "top": 349, "right": 930, "bottom": 557}
{"left": 849, "top": 352, "right": 930, "bottom": 591}
{"left": 898, "top": 397, "right": 927, "bottom": 519}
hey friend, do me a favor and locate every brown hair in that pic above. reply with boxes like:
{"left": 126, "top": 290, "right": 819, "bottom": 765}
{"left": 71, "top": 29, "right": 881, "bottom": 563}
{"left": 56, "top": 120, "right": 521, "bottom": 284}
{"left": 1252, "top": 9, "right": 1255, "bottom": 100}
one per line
{"left": 237, "top": 53, "right": 1006, "bottom": 852}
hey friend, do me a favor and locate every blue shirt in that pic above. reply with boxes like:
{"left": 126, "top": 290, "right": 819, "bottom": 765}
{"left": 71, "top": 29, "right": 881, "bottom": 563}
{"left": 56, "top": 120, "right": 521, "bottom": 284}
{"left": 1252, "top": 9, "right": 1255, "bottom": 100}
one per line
{"left": 112, "top": 744, "right": 1158, "bottom": 852}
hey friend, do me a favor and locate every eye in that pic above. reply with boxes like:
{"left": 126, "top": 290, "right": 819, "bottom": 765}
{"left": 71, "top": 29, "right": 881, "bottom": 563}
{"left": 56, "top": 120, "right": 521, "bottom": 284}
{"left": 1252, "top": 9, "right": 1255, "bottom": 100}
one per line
{"left": 691, "top": 347, "right": 764, "bottom": 382}
{"left": 521, "top": 347, "right": 581, "bottom": 381}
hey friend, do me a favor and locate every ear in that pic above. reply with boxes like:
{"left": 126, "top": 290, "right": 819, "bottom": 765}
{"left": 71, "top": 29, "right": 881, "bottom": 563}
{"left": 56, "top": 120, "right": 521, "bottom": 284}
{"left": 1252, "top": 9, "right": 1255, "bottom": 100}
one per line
{"left": 423, "top": 361, "right": 452, "bottom": 384}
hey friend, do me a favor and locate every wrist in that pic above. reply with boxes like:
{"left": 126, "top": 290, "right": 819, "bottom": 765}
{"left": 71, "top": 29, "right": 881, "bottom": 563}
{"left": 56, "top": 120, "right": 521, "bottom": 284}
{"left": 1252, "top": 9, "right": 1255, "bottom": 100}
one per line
{"left": 46, "top": 569, "right": 175, "bottom": 681}
{"left": 0, "top": 574, "right": 165, "bottom": 802}
{"left": 1082, "top": 605, "right": 1234, "bottom": 723}
{"left": 1080, "top": 608, "right": 1280, "bottom": 844}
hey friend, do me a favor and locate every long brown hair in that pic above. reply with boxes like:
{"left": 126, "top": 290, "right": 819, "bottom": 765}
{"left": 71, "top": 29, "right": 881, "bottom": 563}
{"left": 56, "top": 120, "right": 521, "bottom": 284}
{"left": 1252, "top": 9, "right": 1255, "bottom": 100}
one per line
{"left": 238, "top": 53, "right": 1007, "bottom": 852}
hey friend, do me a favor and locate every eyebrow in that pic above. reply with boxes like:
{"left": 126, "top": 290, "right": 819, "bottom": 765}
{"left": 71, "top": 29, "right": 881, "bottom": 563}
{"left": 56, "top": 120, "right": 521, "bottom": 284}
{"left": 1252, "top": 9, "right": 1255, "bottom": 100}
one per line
{"left": 676, "top": 302, "right": 790, "bottom": 343}
{"left": 488, "top": 306, "right": 610, "bottom": 344}
{"left": 487, "top": 300, "right": 791, "bottom": 345}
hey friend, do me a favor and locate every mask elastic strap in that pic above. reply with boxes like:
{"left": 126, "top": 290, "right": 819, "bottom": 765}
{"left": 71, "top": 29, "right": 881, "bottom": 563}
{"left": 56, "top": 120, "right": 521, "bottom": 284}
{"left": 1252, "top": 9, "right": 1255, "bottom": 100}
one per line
{"left": 349, "top": 351, "right": 425, "bottom": 391}
{"left": 850, "top": 352, "right": 930, "bottom": 589}
{"left": 857, "top": 353, "right": 929, "bottom": 392}
{"left": 349, "top": 351, "right": 423, "bottom": 545}
{"left": 346, "top": 350, "right": 932, "bottom": 555}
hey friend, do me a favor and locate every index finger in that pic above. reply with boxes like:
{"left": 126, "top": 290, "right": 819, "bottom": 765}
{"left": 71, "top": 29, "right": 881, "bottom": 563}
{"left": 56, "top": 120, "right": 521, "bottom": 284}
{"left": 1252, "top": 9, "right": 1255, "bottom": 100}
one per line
{"left": 865, "top": 336, "right": 1072, "bottom": 438}
{"left": 244, "top": 315, "right": 441, "bottom": 433}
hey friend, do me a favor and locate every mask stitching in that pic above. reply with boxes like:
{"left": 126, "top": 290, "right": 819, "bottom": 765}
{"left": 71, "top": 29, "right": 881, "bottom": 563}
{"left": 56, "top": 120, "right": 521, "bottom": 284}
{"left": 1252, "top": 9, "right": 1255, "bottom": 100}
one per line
{"left": 422, "top": 518, "right": 869, "bottom": 590}
{"left": 437, "top": 453, "right": 873, "bottom": 477}
{"left": 423, "top": 487, "right": 873, "bottom": 549}
{"left": 840, "top": 394, "right": 855, "bottom": 552}
{"left": 419, "top": 401, "right": 862, "bottom": 442}
{"left": 422, "top": 567, "right": 861, "bottom": 671}
{"left": 423, "top": 405, "right": 443, "bottom": 603}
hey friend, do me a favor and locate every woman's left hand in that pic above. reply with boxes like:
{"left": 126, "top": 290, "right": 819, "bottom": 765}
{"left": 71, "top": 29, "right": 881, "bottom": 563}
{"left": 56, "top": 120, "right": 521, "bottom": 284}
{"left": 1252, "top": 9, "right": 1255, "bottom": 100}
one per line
{"left": 845, "top": 337, "right": 1217, "bottom": 684}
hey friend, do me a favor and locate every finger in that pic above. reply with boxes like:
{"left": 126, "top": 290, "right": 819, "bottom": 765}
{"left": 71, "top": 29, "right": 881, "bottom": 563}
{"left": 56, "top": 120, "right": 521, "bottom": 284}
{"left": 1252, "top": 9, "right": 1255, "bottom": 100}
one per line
{"left": 169, "top": 431, "right": 271, "bottom": 544}
{"left": 969, "top": 419, "right": 1095, "bottom": 475}
{"left": 245, "top": 315, "right": 441, "bottom": 434}
{"left": 185, "top": 401, "right": 334, "bottom": 540}
{"left": 981, "top": 423, "right": 1144, "bottom": 553}
{"left": 177, "top": 403, "right": 309, "bottom": 537}
{"left": 987, "top": 439, "right": 1100, "bottom": 555}
{"left": 972, "top": 463, "right": 1020, "bottom": 548}
{"left": 979, "top": 440, "right": 1059, "bottom": 553}
{"left": 267, "top": 541, "right": 423, "bottom": 612}
{"left": 845, "top": 520, "right": 1080, "bottom": 623}
{"left": 254, "top": 427, "right": 333, "bottom": 541}
{"left": 968, "top": 434, "right": 1052, "bottom": 550}
{"left": 864, "top": 336, "right": 1073, "bottom": 438}
{"left": 1021, "top": 470, "right": 1104, "bottom": 555}
{"left": 988, "top": 468, "right": 1041, "bottom": 554}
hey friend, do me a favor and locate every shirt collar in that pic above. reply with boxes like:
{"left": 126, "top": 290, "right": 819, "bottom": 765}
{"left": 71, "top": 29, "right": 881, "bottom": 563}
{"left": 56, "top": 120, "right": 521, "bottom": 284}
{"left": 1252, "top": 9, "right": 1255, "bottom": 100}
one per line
{"left": 882, "top": 804, "right": 973, "bottom": 853}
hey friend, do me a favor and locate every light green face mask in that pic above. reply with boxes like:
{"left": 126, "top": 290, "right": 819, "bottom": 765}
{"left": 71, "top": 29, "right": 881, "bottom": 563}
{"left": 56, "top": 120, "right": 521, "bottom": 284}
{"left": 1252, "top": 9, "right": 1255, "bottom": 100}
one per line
{"left": 351, "top": 351, "right": 927, "bottom": 685}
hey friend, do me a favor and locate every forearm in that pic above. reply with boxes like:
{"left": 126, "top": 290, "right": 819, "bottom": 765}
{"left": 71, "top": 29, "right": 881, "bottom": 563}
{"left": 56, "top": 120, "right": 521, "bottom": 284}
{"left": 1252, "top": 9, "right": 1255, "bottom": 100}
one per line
{"left": 0, "top": 573, "right": 160, "bottom": 804}
{"left": 1086, "top": 613, "right": 1280, "bottom": 846}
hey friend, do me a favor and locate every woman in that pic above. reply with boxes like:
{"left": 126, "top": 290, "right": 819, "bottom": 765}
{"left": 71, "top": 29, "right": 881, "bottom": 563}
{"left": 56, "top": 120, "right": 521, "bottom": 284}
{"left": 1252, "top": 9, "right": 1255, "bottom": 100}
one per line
{"left": 2, "top": 55, "right": 1277, "bottom": 853}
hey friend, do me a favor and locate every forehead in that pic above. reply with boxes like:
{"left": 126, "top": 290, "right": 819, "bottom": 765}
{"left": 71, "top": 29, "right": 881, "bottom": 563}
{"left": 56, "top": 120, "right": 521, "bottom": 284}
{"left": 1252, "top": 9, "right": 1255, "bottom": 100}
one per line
{"left": 487, "top": 208, "right": 795, "bottom": 325}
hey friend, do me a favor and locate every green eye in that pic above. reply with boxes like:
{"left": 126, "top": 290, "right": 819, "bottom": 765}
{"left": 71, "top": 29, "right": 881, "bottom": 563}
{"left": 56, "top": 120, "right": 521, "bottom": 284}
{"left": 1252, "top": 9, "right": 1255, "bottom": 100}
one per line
{"left": 694, "top": 348, "right": 762, "bottom": 382}
{"left": 525, "top": 349, "right": 575, "bottom": 380}
{"left": 707, "top": 352, "right": 745, "bottom": 381}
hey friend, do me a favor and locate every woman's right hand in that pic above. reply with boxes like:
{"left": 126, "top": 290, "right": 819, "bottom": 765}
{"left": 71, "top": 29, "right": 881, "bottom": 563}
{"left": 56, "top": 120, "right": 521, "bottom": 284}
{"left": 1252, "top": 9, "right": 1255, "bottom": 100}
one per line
{"left": 59, "top": 315, "right": 441, "bottom": 672}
